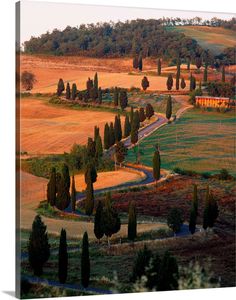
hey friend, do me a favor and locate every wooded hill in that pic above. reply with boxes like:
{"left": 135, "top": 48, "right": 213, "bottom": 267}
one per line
{"left": 24, "top": 19, "right": 206, "bottom": 59}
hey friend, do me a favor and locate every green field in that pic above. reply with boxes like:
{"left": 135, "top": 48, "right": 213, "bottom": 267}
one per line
{"left": 170, "top": 26, "right": 236, "bottom": 54}
{"left": 127, "top": 109, "right": 236, "bottom": 176}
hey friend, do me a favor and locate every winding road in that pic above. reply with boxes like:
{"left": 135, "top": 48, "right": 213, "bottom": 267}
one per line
{"left": 21, "top": 96, "right": 194, "bottom": 294}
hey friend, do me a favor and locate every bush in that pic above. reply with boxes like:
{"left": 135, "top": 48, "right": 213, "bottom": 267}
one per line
{"left": 167, "top": 208, "right": 183, "bottom": 233}
{"left": 218, "top": 168, "right": 230, "bottom": 180}
{"left": 173, "top": 167, "right": 197, "bottom": 176}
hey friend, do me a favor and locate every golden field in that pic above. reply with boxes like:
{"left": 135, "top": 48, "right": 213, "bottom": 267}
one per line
{"left": 21, "top": 54, "right": 190, "bottom": 93}
{"left": 20, "top": 98, "right": 124, "bottom": 154}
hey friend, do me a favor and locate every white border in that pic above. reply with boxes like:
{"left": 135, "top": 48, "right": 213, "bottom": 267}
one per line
{"left": 0, "top": 1, "right": 235, "bottom": 299}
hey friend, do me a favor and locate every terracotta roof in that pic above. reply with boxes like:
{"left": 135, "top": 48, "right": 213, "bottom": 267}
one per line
{"left": 195, "top": 96, "right": 230, "bottom": 101}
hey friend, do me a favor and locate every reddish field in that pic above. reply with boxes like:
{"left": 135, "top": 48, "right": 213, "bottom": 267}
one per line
{"left": 112, "top": 175, "right": 235, "bottom": 227}
{"left": 108, "top": 175, "right": 235, "bottom": 287}
{"left": 20, "top": 98, "right": 124, "bottom": 154}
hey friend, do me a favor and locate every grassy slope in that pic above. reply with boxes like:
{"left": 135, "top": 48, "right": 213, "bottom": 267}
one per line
{"left": 170, "top": 26, "right": 236, "bottom": 54}
{"left": 127, "top": 109, "right": 236, "bottom": 176}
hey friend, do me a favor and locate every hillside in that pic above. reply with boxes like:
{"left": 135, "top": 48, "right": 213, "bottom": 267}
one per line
{"left": 171, "top": 26, "right": 236, "bottom": 55}
{"left": 23, "top": 19, "right": 204, "bottom": 60}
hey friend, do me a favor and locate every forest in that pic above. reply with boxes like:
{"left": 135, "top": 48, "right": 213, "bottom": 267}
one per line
{"left": 23, "top": 19, "right": 207, "bottom": 58}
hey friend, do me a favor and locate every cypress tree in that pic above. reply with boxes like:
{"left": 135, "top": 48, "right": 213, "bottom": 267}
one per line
{"left": 134, "top": 110, "right": 140, "bottom": 130}
{"left": 94, "top": 201, "right": 104, "bottom": 242}
{"left": 56, "top": 175, "right": 71, "bottom": 210}
{"left": 28, "top": 215, "right": 50, "bottom": 276}
{"left": 114, "top": 116, "right": 119, "bottom": 143}
{"left": 104, "top": 123, "right": 110, "bottom": 150}
{"left": 85, "top": 163, "right": 97, "bottom": 184}
{"left": 62, "top": 164, "right": 70, "bottom": 191}
{"left": 87, "top": 137, "right": 96, "bottom": 159}
{"left": 117, "top": 115, "right": 122, "bottom": 141}
{"left": 101, "top": 193, "right": 121, "bottom": 246}
{"left": 157, "top": 58, "right": 161, "bottom": 75}
{"left": 130, "top": 110, "right": 139, "bottom": 145}
{"left": 71, "top": 83, "right": 77, "bottom": 100}
{"left": 71, "top": 175, "right": 76, "bottom": 212}
{"left": 114, "top": 115, "right": 122, "bottom": 143}
{"left": 113, "top": 87, "right": 119, "bottom": 106}
{"left": 145, "top": 103, "right": 154, "bottom": 119}
{"left": 166, "top": 74, "right": 173, "bottom": 90}
{"left": 119, "top": 90, "right": 128, "bottom": 110}
{"left": 153, "top": 150, "right": 161, "bottom": 187}
{"left": 95, "top": 133, "right": 103, "bottom": 159}
{"left": 189, "top": 207, "right": 197, "bottom": 235}
{"left": 58, "top": 228, "right": 68, "bottom": 284}
{"left": 128, "top": 201, "right": 137, "bottom": 241}
{"left": 124, "top": 114, "right": 131, "bottom": 138}
{"left": 203, "top": 185, "right": 210, "bottom": 230}
{"left": 66, "top": 82, "right": 71, "bottom": 99}
{"left": 47, "top": 167, "right": 56, "bottom": 206}
{"left": 166, "top": 95, "right": 172, "bottom": 120}
{"left": 180, "top": 77, "right": 186, "bottom": 89}
{"left": 115, "top": 141, "right": 127, "bottom": 165}
{"left": 190, "top": 73, "right": 196, "bottom": 91}
{"left": 94, "top": 72, "right": 98, "bottom": 98}
{"left": 176, "top": 60, "right": 181, "bottom": 90}
{"left": 208, "top": 193, "right": 219, "bottom": 228}
{"left": 138, "top": 54, "right": 143, "bottom": 71}
{"left": 85, "top": 177, "right": 94, "bottom": 216}
{"left": 57, "top": 78, "right": 65, "bottom": 96}
{"left": 109, "top": 122, "right": 115, "bottom": 146}
{"left": 130, "top": 126, "right": 138, "bottom": 145}
{"left": 81, "top": 232, "right": 90, "bottom": 288}
{"left": 141, "top": 76, "right": 149, "bottom": 91}
{"left": 86, "top": 77, "right": 93, "bottom": 95}
{"left": 139, "top": 107, "right": 146, "bottom": 122}
{"left": 97, "top": 87, "right": 102, "bottom": 104}
{"left": 193, "top": 184, "right": 198, "bottom": 215}
{"left": 94, "top": 126, "right": 99, "bottom": 142}
{"left": 203, "top": 65, "right": 208, "bottom": 83}
{"left": 130, "top": 106, "right": 134, "bottom": 124}
{"left": 222, "top": 65, "right": 225, "bottom": 82}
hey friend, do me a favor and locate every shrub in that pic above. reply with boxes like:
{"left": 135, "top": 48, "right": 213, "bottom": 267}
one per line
{"left": 218, "top": 168, "right": 230, "bottom": 180}
{"left": 167, "top": 208, "right": 183, "bottom": 233}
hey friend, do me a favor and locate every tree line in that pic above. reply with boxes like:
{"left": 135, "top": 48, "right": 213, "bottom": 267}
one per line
{"left": 24, "top": 19, "right": 205, "bottom": 60}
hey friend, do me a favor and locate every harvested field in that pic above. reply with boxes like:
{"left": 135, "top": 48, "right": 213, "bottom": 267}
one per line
{"left": 19, "top": 170, "right": 161, "bottom": 239}
{"left": 74, "top": 169, "right": 145, "bottom": 192}
{"left": 20, "top": 98, "right": 124, "bottom": 154}
{"left": 20, "top": 54, "right": 189, "bottom": 93}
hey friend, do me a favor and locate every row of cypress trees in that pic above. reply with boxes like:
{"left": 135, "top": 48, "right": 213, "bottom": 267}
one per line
{"left": 57, "top": 73, "right": 102, "bottom": 103}
{"left": 189, "top": 184, "right": 219, "bottom": 234}
{"left": 28, "top": 215, "right": 91, "bottom": 287}
{"left": 94, "top": 195, "right": 136, "bottom": 243}
{"left": 113, "top": 87, "right": 128, "bottom": 110}
{"left": 104, "top": 115, "right": 122, "bottom": 150}
{"left": 166, "top": 73, "right": 186, "bottom": 91}
{"left": 47, "top": 164, "right": 71, "bottom": 210}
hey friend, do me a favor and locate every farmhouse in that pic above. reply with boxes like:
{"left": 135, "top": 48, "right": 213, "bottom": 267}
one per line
{"left": 195, "top": 96, "right": 232, "bottom": 108}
